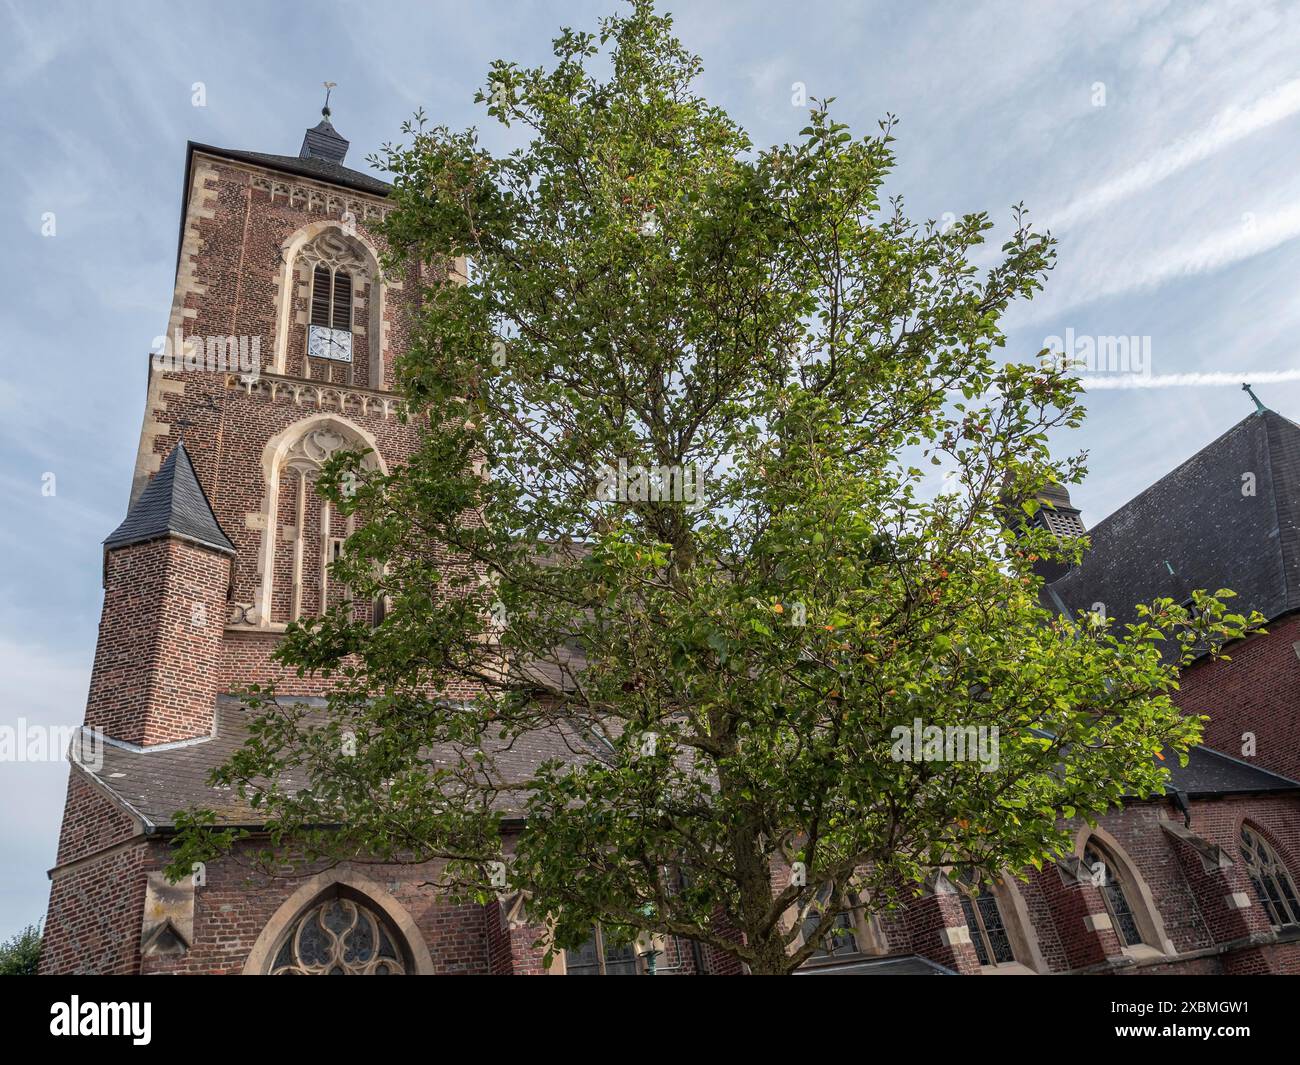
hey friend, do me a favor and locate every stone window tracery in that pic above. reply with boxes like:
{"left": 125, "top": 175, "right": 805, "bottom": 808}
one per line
{"left": 1241, "top": 823, "right": 1300, "bottom": 929}
{"left": 269, "top": 893, "right": 407, "bottom": 975}
{"left": 1084, "top": 840, "right": 1144, "bottom": 947}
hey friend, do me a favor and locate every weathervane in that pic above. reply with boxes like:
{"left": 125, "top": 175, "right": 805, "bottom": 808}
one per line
{"left": 322, "top": 81, "right": 337, "bottom": 119}
{"left": 1242, "top": 382, "right": 1268, "bottom": 414}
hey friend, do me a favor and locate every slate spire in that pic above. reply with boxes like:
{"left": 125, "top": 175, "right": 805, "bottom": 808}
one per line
{"left": 299, "top": 82, "right": 349, "bottom": 164}
{"left": 105, "top": 439, "right": 235, "bottom": 556}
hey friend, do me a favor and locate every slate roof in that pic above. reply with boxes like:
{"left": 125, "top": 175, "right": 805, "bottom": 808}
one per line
{"left": 795, "top": 953, "right": 955, "bottom": 975}
{"left": 104, "top": 440, "right": 235, "bottom": 556}
{"left": 75, "top": 696, "right": 609, "bottom": 830}
{"left": 72, "top": 690, "right": 1298, "bottom": 832}
{"left": 194, "top": 143, "right": 392, "bottom": 196}
{"left": 1046, "top": 409, "right": 1300, "bottom": 629}
{"left": 1162, "top": 743, "right": 1300, "bottom": 798}
{"left": 299, "top": 115, "right": 349, "bottom": 164}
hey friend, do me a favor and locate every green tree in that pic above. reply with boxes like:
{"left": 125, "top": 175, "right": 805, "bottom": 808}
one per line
{"left": 170, "top": 1, "right": 1258, "bottom": 974}
{"left": 0, "top": 923, "right": 42, "bottom": 976}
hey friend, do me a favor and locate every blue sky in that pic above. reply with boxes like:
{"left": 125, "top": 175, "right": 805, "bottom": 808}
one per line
{"left": 2, "top": 0, "right": 1300, "bottom": 939}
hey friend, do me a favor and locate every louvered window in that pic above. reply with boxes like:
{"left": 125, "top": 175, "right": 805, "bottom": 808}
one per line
{"left": 311, "top": 266, "right": 353, "bottom": 331}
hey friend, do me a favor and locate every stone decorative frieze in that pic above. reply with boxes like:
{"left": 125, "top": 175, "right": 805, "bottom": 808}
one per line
{"left": 225, "top": 372, "right": 402, "bottom": 420}
{"left": 250, "top": 173, "right": 388, "bottom": 223}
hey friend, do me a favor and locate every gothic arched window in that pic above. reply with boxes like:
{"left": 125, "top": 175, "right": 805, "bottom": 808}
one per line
{"left": 1240, "top": 823, "right": 1300, "bottom": 929}
{"left": 269, "top": 892, "right": 408, "bottom": 975}
{"left": 1084, "top": 841, "right": 1144, "bottom": 947}
{"left": 956, "top": 870, "right": 1015, "bottom": 966}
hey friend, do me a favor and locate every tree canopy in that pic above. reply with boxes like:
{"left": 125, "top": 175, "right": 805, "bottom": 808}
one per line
{"left": 170, "top": 0, "right": 1258, "bottom": 974}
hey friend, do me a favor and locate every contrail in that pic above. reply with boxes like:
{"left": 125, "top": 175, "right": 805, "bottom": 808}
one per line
{"left": 1080, "top": 369, "right": 1300, "bottom": 390}
{"left": 1046, "top": 77, "right": 1300, "bottom": 232}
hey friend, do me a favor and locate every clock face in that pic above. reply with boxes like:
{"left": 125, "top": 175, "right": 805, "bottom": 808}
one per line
{"left": 308, "top": 324, "right": 353, "bottom": 363}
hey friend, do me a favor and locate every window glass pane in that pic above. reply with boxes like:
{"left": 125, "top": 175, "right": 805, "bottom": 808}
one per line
{"left": 566, "top": 931, "right": 603, "bottom": 975}
{"left": 602, "top": 940, "right": 639, "bottom": 975}
{"left": 1086, "top": 843, "right": 1143, "bottom": 947}
{"left": 959, "top": 893, "right": 991, "bottom": 966}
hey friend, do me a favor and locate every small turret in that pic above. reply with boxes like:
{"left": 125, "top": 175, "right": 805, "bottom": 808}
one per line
{"left": 85, "top": 441, "right": 235, "bottom": 746}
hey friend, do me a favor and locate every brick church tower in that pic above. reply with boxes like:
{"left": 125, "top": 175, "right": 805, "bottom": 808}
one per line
{"left": 39, "top": 107, "right": 448, "bottom": 973}
{"left": 40, "top": 108, "right": 1300, "bottom": 978}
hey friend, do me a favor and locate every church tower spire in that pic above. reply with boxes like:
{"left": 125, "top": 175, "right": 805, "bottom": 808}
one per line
{"left": 299, "top": 81, "right": 349, "bottom": 163}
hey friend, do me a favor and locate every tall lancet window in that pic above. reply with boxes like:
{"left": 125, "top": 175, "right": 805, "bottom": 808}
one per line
{"left": 1241, "top": 824, "right": 1300, "bottom": 929}
{"left": 259, "top": 420, "right": 378, "bottom": 628}
{"left": 297, "top": 227, "right": 369, "bottom": 384}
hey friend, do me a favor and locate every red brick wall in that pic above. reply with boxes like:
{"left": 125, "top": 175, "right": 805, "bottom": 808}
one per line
{"left": 137, "top": 842, "right": 491, "bottom": 976}
{"left": 54, "top": 771, "right": 139, "bottom": 865}
{"left": 1176, "top": 613, "right": 1300, "bottom": 781}
{"left": 40, "top": 840, "right": 148, "bottom": 975}
{"left": 122, "top": 148, "right": 436, "bottom": 698}
{"left": 1011, "top": 796, "right": 1300, "bottom": 974}
{"left": 85, "top": 538, "right": 231, "bottom": 745}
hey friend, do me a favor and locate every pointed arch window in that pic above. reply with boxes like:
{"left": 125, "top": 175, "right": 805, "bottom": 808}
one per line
{"left": 956, "top": 870, "right": 1015, "bottom": 966}
{"left": 1084, "top": 841, "right": 1143, "bottom": 947}
{"left": 269, "top": 891, "right": 408, "bottom": 975}
{"left": 1240, "top": 824, "right": 1300, "bottom": 929}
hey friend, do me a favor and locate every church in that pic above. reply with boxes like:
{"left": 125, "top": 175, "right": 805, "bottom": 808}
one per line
{"left": 39, "top": 110, "right": 1300, "bottom": 975}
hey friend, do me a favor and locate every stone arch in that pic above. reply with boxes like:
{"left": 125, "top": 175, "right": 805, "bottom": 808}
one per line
{"left": 1074, "top": 823, "right": 1176, "bottom": 955}
{"left": 242, "top": 868, "right": 434, "bottom": 975}
{"left": 985, "top": 871, "right": 1048, "bottom": 973}
{"left": 273, "top": 220, "right": 387, "bottom": 386}
{"left": 250, "top": 414, "right": 387, "bottom": 628}
{"left": 945, "top": 866, "right": 1045, "bottom": 972}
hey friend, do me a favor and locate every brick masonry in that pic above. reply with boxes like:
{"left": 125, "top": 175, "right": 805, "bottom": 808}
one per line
{"left": 40, "top": 132, "right": 1300, "bottom": 977}
{"left": 1176, "top": 612, "right": 1300, "bottom": 783}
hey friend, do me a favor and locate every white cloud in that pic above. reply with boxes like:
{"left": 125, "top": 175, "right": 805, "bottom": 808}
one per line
{"left": 1045, "top": 78, "right": 1300, "bottom": 232}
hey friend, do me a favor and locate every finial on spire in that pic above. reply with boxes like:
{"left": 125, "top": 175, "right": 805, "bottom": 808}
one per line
{"left": 1243, "top": 382, "right": 1268, "bottom": 414}
{"left": 300, "top": 86, "right": 350, "bottom": 164}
